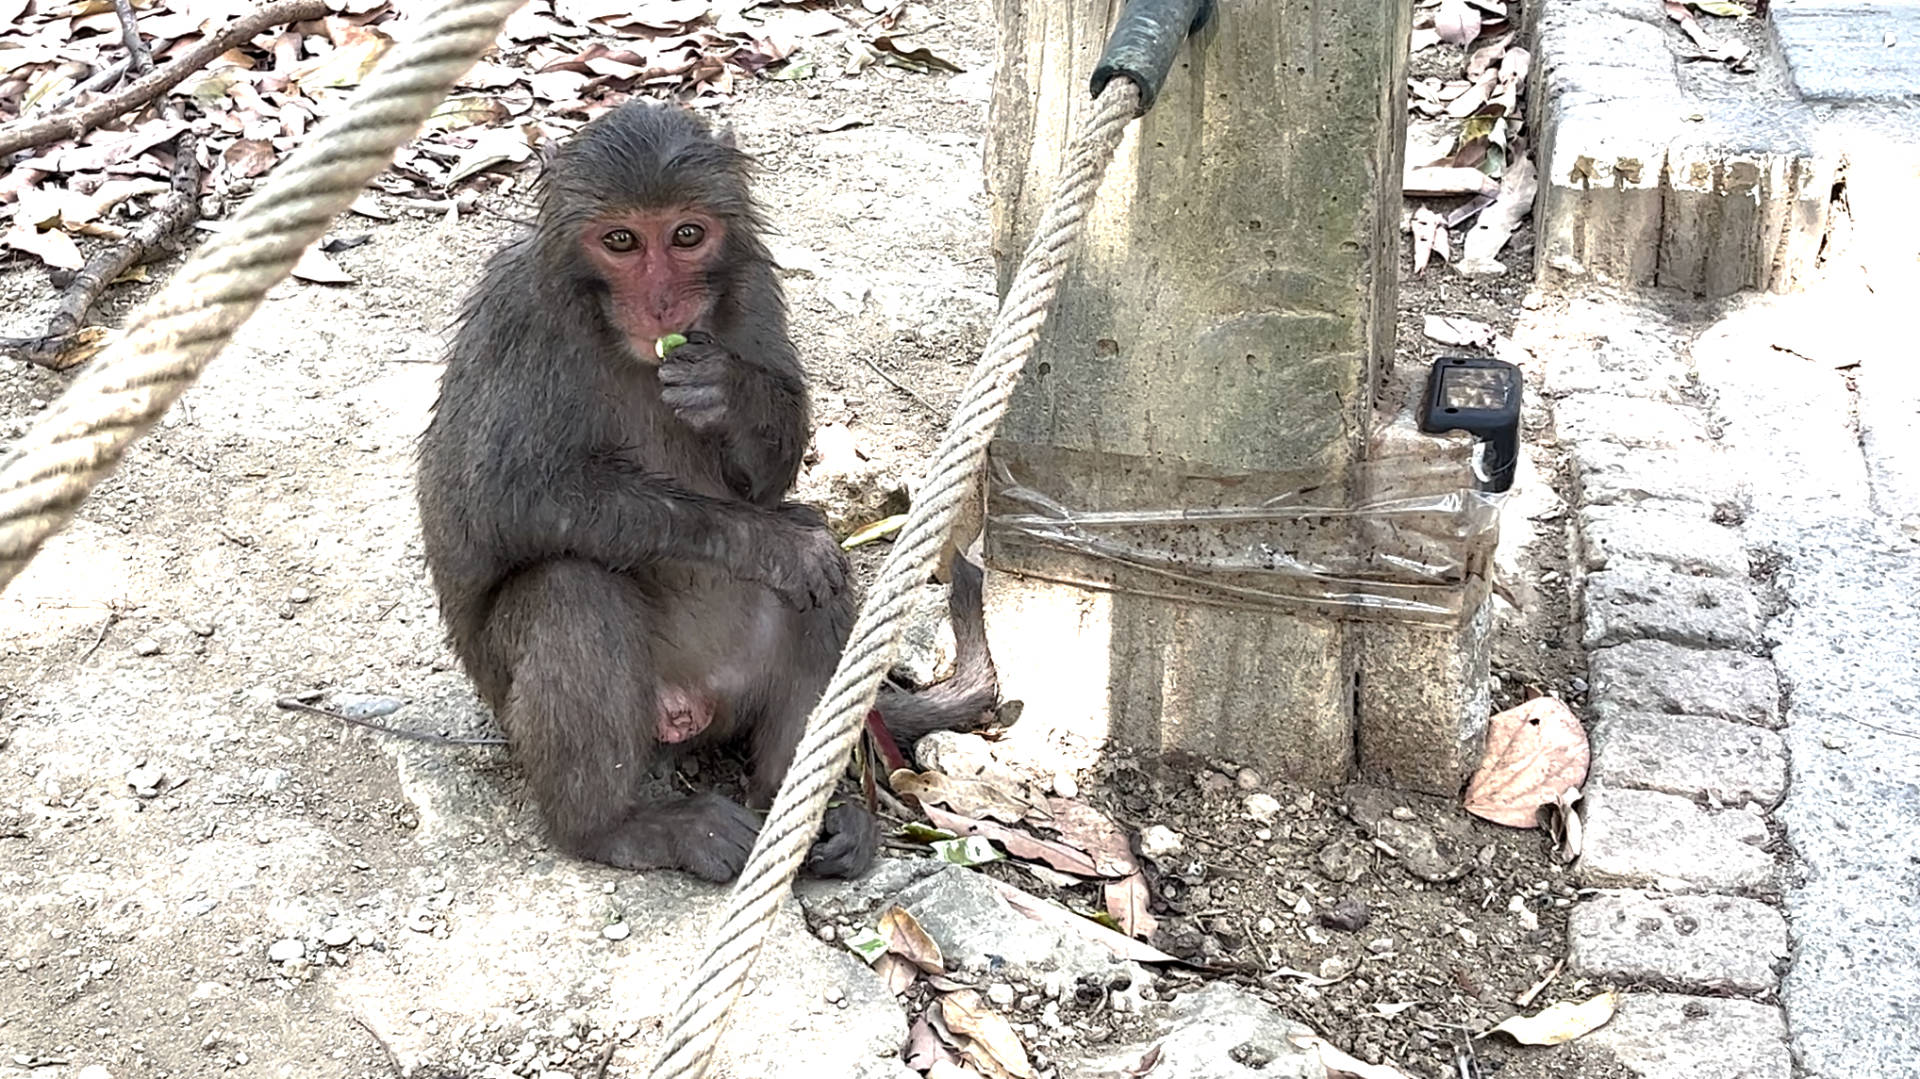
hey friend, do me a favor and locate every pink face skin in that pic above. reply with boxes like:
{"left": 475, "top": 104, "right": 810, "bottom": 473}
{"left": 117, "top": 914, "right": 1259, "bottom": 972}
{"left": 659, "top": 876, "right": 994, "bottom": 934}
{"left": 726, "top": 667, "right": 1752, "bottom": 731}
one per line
{"left": 578, "top": 209, "right": 726, "bottom": 360}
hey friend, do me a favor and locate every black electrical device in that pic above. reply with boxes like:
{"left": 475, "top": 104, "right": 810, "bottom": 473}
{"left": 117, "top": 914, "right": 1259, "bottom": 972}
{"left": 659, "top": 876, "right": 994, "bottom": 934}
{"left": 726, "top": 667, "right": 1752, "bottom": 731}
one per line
{"left": 1419, "top": 355, "right": 1523, "bottom": 494}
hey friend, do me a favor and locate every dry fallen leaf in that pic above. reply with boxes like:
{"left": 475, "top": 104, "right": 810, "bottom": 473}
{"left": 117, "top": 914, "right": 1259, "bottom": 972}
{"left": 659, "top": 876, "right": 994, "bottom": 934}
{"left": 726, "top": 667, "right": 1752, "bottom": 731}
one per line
{"left": 1455, "top": 156, "right": 1537, "bottom": 274}
{"left": 1663, "top": 1, "right": 1753, "bottom": 67}
{"left": 1293, "top": 1035, "right": 1420, "bottom": 1079}
{"left": 290, "top": 245, "right": 354, "bottom": 284}
{"left": 1102, "top": 873, "right": 1158, "bottom": 941}
{"left": 445, "top": 125, "right": 536, "bottom": 183}
{"left": 1043, "top": 797, "right": 1135, "bottom": 874}
{"left": 892, "top": 770, "right": 1041, "bottom": 825}
{"left": 940, "top": 990, "right": 1035, "bottom": 1079}
{"left": 921, "top": 805, "right": 1099, "bottom": 876}
{"left": 874, "top": 951, "right": 920, "bottom": 995}
{"left": 1, "top": 219, "right": 85, "bottom": 269}
{"left": 1435, "top": 0, "right": 1482, "bottom": 44}
{"left": 1404, "top": 165, "right": 1500, "bottom": 198}
{"left": 1464, "top": 696, "right": 1590, "bottom": 828}
{"left": 878, "top": 904, "right": 944, "bottom": 975}
{"left": 989, "top": 878, "right": 1178, "bottom": 964}
{"left": 1422, "top": 313, "right": 1495, "bottom": 348}
{"left": 1488, "top": 991, "right": 1620, "bottom": 1045}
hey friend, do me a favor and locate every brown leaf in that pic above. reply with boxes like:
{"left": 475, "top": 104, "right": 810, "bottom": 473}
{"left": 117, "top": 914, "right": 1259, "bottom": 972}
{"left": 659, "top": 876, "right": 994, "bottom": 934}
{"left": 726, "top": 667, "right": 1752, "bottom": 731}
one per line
{"left": 423, "top": 96, "right": 509, "bottom": 132}
{"left": 988, "top": 878, "right": 1178, "bottom": 964}
{"left": 1456, "top": 156, "right": 1537, "bottom": 272}
{"left": 878, "top": 904, "right": 944, "bottom": 975}
{"left": 892, "top": 770, "right": 1041, "bottom": 825}
{"left": 874, "top": 951, "right": 920, "bottom": 995}
{"left": 1466, "top": 31, "right": 1511, "bottom": 76}
{"left": 1435, "top": 0, "right": 1482, "bottom": 44}
{"left": 905, "top": 1013, "right": 959, "bottom": 1071}
{"left": 921, "top": 805, "right": 1099, "bottom": 876}
{"left": 1043, "top": 797, "right": 1135, "bottom": 875}
{"left": 872, "top": 35, "right": 964, "bottom": 73}
{"left": 1, "top": 220, "right": 84, "bottom": 269}
{"left": 1423, "top": 314, "right": 1494, "bottom": 347}
{"left": 291, "top": 26, "right": 392, "bottom": 90}
{"left": 222, "top": 138, "right": 277, "bottom": 178}
{"left": 1102, "top": 873, "right": 1158, "bottom": 940}
{"left": 1488, "top": 991, "right": 1619, "bottom": 1045}
{"left": 1464, "top": 696, "right": 1589, "bottom": 828}
{"left": 940, "top": 990, "right": 1035, "bottom": 1079}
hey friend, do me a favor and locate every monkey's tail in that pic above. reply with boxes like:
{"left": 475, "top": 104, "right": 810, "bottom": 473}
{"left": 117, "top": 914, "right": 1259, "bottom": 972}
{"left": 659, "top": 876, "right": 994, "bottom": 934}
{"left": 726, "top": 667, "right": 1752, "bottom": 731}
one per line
{"left": 874, "top": 553, "right": 1002, "bottom": 744}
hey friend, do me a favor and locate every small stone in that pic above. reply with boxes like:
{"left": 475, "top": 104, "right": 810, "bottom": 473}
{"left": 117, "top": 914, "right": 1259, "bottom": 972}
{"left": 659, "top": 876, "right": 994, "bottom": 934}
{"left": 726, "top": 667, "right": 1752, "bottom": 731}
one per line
{"left": 1389, "top": 805, "right": 1416, "bottom": 821}
{"left": 1319, "top": 898, "right": 1372, "bottom": 933}
{"left": 1254, "top": 827, "right": 1273, "bottom": 841}
{"left": 1051, "top": 773, "right": 1078, "bottom": 799}
{"left": 88, "top": 959, "right": 114, "bottom": 976}
{"left": 1195, "top": 771, "right": 1235, "bottom": 799}
{"left": 815, "top": 924, "right": 837, "bottom": 943}
{"left": 1366, "top": 937, "right": 1394, "bottom": 955}
{"left": 602, "top": 921, "right": 631, "bottom": 941}
{"left": 1243, "top": 793, "right": 1281, "bottom": 823}
{"left": 1236, "top": 768, "right": 1263, "bottom": 790}
{"left": 322, "top": 925, "right": 356, "bottom": 948}
{"left": 1317, "top": 956, "right": 1352, "bottom": 980}
{"left": 423, "top": 876, "right": 447, "bottom": 894}
{"left": 130, "top": 637, "right": 162, "bottom": 656}
{"left": 289, "top": 587, "right": 314, "bottom": 604}
{"left": 823, "top": 985, "right": 845, "bottom": 1005}
{"left": 1139, "top": 825, "right": 1184, "bottom": 860}
{"left": 987, "top": 983, "right": 1016, "bottom": 1007}
{"left": 267, "top": 939, "right": 305, "bottom": 963}
{"left": 1256, "top": 917, "right": 1275, "bottom": 934}
{"left": 1521, "top": 291, "right": 1546, "bottom": 310}
{"left": 126, "top": 765, "right": 165, "bottom": 797}
{"left": 181, "top": 897, "right": 217, "bottom": 917}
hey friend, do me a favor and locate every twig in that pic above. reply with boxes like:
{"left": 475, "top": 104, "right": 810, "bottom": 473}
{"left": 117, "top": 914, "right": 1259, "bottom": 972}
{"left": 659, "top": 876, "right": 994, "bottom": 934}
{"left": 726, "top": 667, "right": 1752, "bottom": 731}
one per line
{"left": 111, "top": 0, "right": 157, "bottom": 77}
{"left": 38, "top": 59, "right": 131, "bottom": 116}
{"left": 352, "top": 1015, "right": 404, "bottom": 1077}
{"left": 857, "top": 353, "right": 943, "bottom": 417}
{"left": 275, "top": 696, "right": 508, "bottom": 747}
{"left": 11, "top": 108, "right": 201, "bottom": 369}
{"left": 0, "top": 0, "right": 328, "bottom": 158}
{"left": 77, "top": 608, "right": 121, "bottom": 661}
{"left": 1513, "top": 957, "right": 1563, "bottom": 1008}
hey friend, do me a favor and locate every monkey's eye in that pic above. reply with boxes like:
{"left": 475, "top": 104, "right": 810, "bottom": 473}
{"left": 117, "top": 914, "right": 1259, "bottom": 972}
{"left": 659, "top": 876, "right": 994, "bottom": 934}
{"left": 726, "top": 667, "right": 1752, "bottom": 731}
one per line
{"left": 671, "top": 223, "right": 706, "bottom": 248}
{"left": 602, "top": 229, "right": 638, "bottom": 252}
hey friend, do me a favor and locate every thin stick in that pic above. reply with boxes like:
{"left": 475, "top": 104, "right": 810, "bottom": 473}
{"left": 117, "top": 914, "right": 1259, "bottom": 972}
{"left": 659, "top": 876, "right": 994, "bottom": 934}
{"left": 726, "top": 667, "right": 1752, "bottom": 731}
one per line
{"left": 0, "top": 0, "right": 328, "bottom": 158}
{"left": 275, "top": 696, "right": 508, "bottom": 747}
{"left": 857, "top": 353, "right": 943, "bottom": 417}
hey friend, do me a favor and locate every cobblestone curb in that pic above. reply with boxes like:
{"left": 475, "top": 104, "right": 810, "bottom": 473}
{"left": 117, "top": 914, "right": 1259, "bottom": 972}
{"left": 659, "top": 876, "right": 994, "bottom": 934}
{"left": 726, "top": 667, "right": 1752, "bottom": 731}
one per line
{"left": 1532, "top": 301, "right": 1794, "bottom": 1078}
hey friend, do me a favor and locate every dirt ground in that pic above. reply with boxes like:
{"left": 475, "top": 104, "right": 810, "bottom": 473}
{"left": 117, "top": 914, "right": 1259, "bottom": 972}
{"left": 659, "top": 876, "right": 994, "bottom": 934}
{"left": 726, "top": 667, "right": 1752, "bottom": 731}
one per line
{"left": 0, "top": 1, "right": 1617, "bottom": 1077}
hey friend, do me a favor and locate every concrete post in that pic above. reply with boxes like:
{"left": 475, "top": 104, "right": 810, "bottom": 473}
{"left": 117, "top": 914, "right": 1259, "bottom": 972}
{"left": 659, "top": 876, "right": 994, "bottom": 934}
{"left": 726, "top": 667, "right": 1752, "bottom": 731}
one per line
{"left": 979, "top": 0, "right": 1453, "bottom": 788}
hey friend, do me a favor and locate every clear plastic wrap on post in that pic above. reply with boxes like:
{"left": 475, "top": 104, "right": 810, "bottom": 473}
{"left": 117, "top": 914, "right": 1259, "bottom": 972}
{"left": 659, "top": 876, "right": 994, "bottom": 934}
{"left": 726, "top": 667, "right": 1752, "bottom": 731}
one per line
{"left": 984, "top": 442, "right": 1505, "bottom": 626}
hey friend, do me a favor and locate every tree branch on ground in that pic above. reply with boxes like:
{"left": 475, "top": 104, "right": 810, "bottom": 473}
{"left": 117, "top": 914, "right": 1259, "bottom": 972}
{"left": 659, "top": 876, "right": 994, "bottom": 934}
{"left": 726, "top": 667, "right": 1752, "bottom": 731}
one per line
{"left": 0, "top": 0, "right": 328, "bottom": 158}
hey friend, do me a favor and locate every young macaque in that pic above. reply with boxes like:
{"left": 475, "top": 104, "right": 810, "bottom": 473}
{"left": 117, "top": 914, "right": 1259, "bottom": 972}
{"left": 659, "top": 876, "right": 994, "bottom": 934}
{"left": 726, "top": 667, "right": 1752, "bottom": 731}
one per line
{"left": 416, "top": 102, "right": 999, "bottom": 883}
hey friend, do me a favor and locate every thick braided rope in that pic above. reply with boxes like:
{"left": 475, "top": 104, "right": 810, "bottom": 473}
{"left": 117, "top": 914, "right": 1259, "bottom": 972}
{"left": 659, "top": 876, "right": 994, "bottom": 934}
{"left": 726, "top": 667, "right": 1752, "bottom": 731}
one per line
{"left": 0, "top": 0, "right": 523, "bottom": 594}
{"left": 645, "top": 77, "right": 1142, "bottom": 1079}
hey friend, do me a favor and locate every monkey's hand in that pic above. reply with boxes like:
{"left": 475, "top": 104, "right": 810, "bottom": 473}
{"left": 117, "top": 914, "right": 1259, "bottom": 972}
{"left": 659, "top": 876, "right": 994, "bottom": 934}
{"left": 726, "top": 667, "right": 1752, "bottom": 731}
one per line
{"left": 657, "top": 332, "right": 737, "bottom": 435}
{"left": 755, "top": 503, "right": 848, "bottom": 609}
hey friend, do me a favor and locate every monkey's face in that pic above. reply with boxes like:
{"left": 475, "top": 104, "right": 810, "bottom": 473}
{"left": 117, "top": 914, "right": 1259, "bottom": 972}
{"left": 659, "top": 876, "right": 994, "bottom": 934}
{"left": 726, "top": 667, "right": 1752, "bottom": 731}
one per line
{"left": 578, "top": 208, "right": 726, "bottom": 362}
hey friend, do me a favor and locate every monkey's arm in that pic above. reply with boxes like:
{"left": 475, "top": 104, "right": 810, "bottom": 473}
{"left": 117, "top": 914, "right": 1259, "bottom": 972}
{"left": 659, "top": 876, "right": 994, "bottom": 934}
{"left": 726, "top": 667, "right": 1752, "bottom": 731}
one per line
{"left": 658, "top": 333, "right": 808, "bottom": 505}
{"left": 502, "top": 460, "right": 842, "bottom": 606}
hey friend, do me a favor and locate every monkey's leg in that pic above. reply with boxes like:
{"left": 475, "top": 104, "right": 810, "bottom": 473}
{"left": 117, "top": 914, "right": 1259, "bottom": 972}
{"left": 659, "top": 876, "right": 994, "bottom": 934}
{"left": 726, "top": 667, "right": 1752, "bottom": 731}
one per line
{"left": 734, "top": 589, "right": 877, "bottom": 879}
{"left": 488, "top": 560, "right": 762, "bottom": 883}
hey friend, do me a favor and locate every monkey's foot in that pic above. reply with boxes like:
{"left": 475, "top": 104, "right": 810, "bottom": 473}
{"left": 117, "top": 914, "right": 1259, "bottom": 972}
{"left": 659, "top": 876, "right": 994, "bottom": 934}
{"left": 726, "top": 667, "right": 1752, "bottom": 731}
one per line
{"left": 803, "top": 802, "right": 878, "bottom": 879}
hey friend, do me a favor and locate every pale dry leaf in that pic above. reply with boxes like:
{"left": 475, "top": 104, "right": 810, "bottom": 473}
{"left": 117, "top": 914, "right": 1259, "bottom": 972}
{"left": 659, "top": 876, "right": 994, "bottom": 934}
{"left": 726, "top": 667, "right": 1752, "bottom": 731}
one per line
{"left": 290, "top": 246, "right": 354, "bottom": 284}
{"left": 1410, "top": 26, "right": 1442, "bottom": 52}
{"left": 874, "top": 951, "right": 920, "bottom": 995}
{"left": 1445, "top": 70, "right": 1499, "bottom": 118}
{"left": 940, "top": 989, "right": 1035, "bottom": 1079}
{"left": 1043, "top": 796, "right": 1135, "bottom": 875}
{"left": 1102, "top": 873, "right": 1157, "bottom": 941}
{"left": 1, "top": 220, "right": 85, "bottom": 269}
{"left": 1466, "top": 31, "right": 1512, "bottom": 76}
{"left": 904, "top": 1013, "right": 958, "bottom": 1072}
{"left": 1291, "top": 1035, "right": 1419, "bottom": 1079}
{"left": 989, "top": 878, "right": 1178, "bottom": 964}
{"left": 291, "top": 27, "right": 392, "bottom": 90}
{"left": 1435, "top": 0, "right": 1481, "bottom": 44}
{"left": 920, "top": 805, "right": 1099, "bottom": 876}
{"left": 1410, "top": 207, "right": 1442, "bottom": 273}
{"left": 1488, "top": 991, "right": 1620, "bottom": 1045}
{"left": 892, "top": 769, "right": 1039, "bottom": 825}
{"left": 445, "top": 126, "right": 535, "bottom": 183}
{"left": 1663, "top": 1, "right": 1752, "bottom": 64}
{"left": 1423, "top": 314, "right": 1495, "bottom": 348}
{"left": 1464, "top": 695, "right": 1589, "bottom": 828}
{"left": 456, "top": 60, "right": 524, "bottom": 89}
{"left": 222, "top": 138, "right": 277, "bottom": 179}
{"left": 423, "top": 96, "right": 510, "bottom": 132}
{"left": 1455, "top": 156, "right": 1537, "bottom": 273}
{"left": 1404, "top": 165, "right": 1500, "bottom": 198}
{"left": 877, "top": 904, "right": 944, "bottom": 975}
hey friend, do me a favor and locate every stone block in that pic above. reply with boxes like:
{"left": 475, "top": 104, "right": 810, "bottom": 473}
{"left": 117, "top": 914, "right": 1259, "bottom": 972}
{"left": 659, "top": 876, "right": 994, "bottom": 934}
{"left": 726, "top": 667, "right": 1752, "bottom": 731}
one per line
{"left": 1578, "top": 786, "right": 1774, "bottom": 895}
{"left": 1585, "top": 993, "right": 1791, "bottom": 1079}
{"left": 1539, "top": 320, "right": 1692, "bottom": 401}
{"left": 1356, "top": 599, "right": 1492, "bottom": 797}
{"left": 894, "top": 864, "right": 1129, "bottom": 982}
{"left": 1581, "top": 563, "right": 1762, "bottom": 651}
{"left": 1555, "top": 394, "right": 1712, "bottom": 451}
{"left": 1590, "top": 711, "right": 1788, "bottom": 807}
{"left": 1588, "top": 640, "right": 1781, "bottom": 728}
{"left": 1569, "top": 890, "right": 1788, "bottom": 994}
{"left": 1658, "top": 140, "right": 1830, "bottom": 298}
{"left": 1569, "top": 441, "right": 1747, "bottom": 516}
{"left": 1578, "top": 506, "right": 1750, "bottom": 579}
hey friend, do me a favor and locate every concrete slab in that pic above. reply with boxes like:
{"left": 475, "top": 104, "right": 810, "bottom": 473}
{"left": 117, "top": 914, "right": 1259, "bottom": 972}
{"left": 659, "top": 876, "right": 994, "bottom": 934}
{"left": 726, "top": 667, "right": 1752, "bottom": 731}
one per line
{"left": 1578, "top": 506, "right": 1750, "bottom": 578}
{"left": 1772, "top": 0, "right": 1920, "bottom": 101}
{"left": 1568, "top": 441, "right": 1748, "bottom": 516}
{"left": 1568, "top": 890, "right": 1789, "bottom": 994}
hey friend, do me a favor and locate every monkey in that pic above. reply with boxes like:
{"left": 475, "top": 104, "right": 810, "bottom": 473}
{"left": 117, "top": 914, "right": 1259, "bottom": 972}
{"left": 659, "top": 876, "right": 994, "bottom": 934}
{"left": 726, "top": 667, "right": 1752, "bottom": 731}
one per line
{"left": 414, "top": 101, "right": 1000, "bottom": 884}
